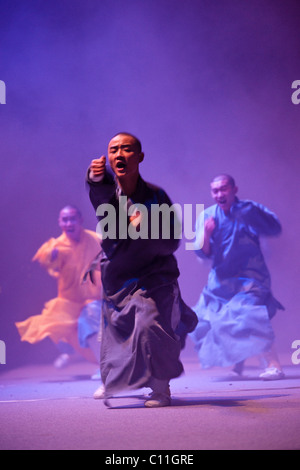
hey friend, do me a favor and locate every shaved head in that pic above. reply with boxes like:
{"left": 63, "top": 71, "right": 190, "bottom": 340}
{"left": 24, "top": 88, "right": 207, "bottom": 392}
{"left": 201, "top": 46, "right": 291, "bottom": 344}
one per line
{"left": 211, "top": 174, "right": 236, "bottom": 188}
{"left": 111, "top": 132, "right": 142, "bottom": 153}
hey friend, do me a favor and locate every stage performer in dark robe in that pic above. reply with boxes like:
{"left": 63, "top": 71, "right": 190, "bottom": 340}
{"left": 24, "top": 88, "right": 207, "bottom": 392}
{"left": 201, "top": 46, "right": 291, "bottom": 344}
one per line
{"left": 86, "top": 132, "right": 197, "bottom": 407}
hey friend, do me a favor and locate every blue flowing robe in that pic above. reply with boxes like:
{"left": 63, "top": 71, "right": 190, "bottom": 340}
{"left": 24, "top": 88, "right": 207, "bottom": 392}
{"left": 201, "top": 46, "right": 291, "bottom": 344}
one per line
{"left": 191, "top": 198, "right": 284, "bottom": 368}
{"left": 87, "top": 170, "right": 197, "bottom": 395}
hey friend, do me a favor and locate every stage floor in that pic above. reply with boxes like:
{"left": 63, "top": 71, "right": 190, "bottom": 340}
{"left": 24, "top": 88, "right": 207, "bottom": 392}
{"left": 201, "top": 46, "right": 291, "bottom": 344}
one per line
{"left": 0, "top": 351, "right": 299, "bottom": 450}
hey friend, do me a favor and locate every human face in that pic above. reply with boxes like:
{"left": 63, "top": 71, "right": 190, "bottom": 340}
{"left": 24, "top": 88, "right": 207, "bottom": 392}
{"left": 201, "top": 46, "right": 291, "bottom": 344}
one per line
{"left": 108, "top": 134, "right": 144, "bottom": 180}
{"left": 58, "top": 207, "right": 82, "bottom": 242}
{"left": 210, "top": 178, "right": 237, "bottom": 214}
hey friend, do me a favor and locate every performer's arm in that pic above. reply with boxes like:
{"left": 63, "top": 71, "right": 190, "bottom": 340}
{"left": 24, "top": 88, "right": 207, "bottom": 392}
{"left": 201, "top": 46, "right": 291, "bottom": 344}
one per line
{"left": 32, "top": 238, "right": 61, "bottom": 277}
{"left": 86, "top": 156, "right": 116, "bottom": 210}
{"left": 194, "top": 215, "right": 215, "bottom": 258}
{"left": 242, "top": 201, "right": 282, "bottom": 236}
{"left": 88, "top": 156, "right": 106, "bottom": 182}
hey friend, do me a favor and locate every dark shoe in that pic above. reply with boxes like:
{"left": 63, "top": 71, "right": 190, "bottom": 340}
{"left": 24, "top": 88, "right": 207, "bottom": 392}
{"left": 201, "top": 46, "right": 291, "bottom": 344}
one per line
{"left": 232, "top": 361, "right": 245, "bottom": 376}
{"left": 144, "top": 390, "right": 171, "bottom": 408}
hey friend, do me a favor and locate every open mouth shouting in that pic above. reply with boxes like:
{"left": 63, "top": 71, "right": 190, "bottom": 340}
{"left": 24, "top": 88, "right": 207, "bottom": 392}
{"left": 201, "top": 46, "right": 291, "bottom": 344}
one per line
{"left": 217, "top": 198, "right": 227, "bottom": 207}
{"left": 116, "top": 159, "right": 127, "bottom": 171}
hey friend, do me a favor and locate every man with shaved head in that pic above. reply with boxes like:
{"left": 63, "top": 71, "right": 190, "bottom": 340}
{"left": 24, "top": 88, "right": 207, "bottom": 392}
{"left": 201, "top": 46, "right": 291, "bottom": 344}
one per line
{"left": 87, "top": 132, "right": 197, "bottom": 407}
{"left": 192, "top": 174, "right": 284, "bottom": 380}
{"left": 16, "top": 205, "right": 102, "bottom": 374}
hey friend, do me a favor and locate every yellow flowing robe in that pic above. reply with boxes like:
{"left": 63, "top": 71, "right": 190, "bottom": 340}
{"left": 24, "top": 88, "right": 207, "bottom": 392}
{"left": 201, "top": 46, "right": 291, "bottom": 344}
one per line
{"left": 16, "top": 229, "right": 102, "bottom": 361}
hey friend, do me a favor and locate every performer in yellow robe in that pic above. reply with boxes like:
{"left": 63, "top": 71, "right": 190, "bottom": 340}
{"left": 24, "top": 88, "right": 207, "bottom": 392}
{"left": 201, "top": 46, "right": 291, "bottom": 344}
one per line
{"left": 16, "top": 205, "right": 102, "bottom": 365}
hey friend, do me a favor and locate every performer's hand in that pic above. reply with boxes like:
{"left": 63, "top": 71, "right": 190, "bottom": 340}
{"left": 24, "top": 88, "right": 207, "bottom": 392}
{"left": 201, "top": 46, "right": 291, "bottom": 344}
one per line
{"left": 90, "top": 156, "right": 106, "bottom": 178}
{"left": 129, "top": 209, "right": 142, "bottom": 228}
{"left": 204, "top": 217, "right": 216, "bottom": 237}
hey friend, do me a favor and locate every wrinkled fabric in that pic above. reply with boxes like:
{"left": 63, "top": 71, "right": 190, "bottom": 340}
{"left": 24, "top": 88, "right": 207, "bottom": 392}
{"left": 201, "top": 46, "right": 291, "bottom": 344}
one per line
{"left": 191, "top": 199, "right": 284, "bottom": 368}
{"left": 78, "top": 300, "right": 102, "bottom": 347}
{"left": 88, "top": 170, "right": 197, "bottom": 395}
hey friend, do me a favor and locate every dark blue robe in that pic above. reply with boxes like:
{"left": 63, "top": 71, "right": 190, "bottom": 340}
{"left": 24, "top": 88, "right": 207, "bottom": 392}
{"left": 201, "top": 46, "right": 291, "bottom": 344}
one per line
{"left": 87, "top": 170, "right": 197, "bottom": 395}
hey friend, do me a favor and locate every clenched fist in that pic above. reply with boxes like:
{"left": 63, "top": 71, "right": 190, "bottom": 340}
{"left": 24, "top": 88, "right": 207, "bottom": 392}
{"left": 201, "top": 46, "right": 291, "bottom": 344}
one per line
{"left": 89, "top": 156, "right": 106, "bottom": 178}
{"left": 204, "top": 217, "right": 216, "bottom": 237}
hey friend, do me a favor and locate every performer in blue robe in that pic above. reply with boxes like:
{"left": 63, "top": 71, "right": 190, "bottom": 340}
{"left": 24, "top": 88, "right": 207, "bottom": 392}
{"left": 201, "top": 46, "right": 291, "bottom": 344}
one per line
{"left": 191, "top": 174, "right": 284, "bottom": 380}
{"left": 86, "top": 132, "right": 197, "bottom": 406}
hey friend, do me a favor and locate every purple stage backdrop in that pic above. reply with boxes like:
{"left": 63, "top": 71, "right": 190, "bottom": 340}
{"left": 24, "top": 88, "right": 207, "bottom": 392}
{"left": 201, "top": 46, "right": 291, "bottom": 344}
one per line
{"left": 0, "top": 0, "right": 299, "bottom": 369}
